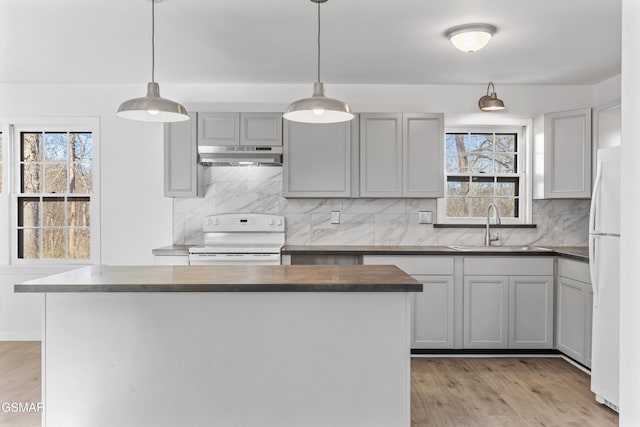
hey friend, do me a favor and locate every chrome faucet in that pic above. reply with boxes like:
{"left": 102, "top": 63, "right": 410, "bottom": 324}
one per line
{"left": 485, "top": 203, "right": 502, "bottom": 246}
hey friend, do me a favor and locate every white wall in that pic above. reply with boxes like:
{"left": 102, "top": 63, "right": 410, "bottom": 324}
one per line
{"left": 620, "top": 1, "right": 639, "bottom": 424}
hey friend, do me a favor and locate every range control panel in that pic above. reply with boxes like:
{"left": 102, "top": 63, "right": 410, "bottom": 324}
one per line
{"left": 203, "top": 214, "right": 285, "bottom": 233}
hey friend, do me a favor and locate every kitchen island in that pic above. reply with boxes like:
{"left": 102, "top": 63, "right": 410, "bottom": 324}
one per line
{"left": 15, "top": 265, "right": 421, "bottom": 427}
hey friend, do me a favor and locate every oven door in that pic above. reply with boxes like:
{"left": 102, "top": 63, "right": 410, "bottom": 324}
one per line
{"left": 188, "top": 253, "right": 281, "bottom": 266}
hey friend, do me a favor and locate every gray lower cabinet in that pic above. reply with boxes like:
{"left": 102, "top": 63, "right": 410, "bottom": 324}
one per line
{"left": 283, "top": 120, "right": 354, "bottom": 197}
{"left": 463, "top": 275, "right": 509, "bottom": 349}
{"left": 463, "top": 257, "right": 555, "bottom": 350}
{"left": 509, "top": 276, "right": 554, "bottom": 348}
{"left": 556, "top": 275, "right": 593, "bottom": 366}
{"left": 361, "top": 255, "right": 455, "bottom": 349}
{"left": 360, "top": 113, "right": 444, "bottom": 198}
{"left": 411, "top": 275, "right": 455, "bottom": 349}
{"left": 164, "top": 112, "right": 204, "bottom": 198}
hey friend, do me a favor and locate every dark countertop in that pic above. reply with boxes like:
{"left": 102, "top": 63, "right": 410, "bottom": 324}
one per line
{"left": 152, "top": 244, "right": 589, "bottom": 262}
{"left": 14, "top": 265, "right": 422, "bottom": 293}
{"left": 152, "top": 245, "right": 191, "bottom": 256}
{"left": 282, "top": 245, "right": 589, "bottom": 262}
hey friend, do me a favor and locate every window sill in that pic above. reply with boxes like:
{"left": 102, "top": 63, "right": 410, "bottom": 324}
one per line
{"left": 433, "top": 223, "right": 537, "bottom": 229}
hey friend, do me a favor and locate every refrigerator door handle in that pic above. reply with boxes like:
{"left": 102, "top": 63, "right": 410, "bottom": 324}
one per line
{"left": 590, "top": 234, "right": 599, "bottom": 308}
{"left": 589, "top": 160, "right": 603, "bottom": 234}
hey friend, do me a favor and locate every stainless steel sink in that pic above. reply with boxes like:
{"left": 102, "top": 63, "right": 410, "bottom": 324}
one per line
{"left": 447, "top": 245, "right": 553, "bottom": 252}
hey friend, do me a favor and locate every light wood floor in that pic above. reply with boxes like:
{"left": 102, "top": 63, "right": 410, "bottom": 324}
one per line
{"left": 0, "top": 341, "right": 41, "bottom": 427}
{"left": 0, "top": 342, "right": 619, "bottom": 426}
{"left": 412, "top": 357, "right": 618, "bottom": 426}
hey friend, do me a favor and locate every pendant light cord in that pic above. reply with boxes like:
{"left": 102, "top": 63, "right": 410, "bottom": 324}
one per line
{"left": 317, "top": 1, "right": 321, "bottom": 83}
{"left": 151, "top": 0, "right": 156, "bottom": 83}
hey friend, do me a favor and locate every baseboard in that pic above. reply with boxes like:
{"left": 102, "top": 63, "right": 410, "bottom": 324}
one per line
{"left": 0, "top": 331, "right": 42, "bottom": 341}
{"left": 411, "top": 348, "right": 561, "bottom": 355}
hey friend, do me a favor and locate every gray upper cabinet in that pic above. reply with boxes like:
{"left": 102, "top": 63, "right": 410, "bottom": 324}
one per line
{"left": 198, "top": 112, "right": 282, "bottom": 147}
{"left": 240, "top": 112, "right": 283, "bottom": 146}
{"left": 198, "top": 112, "right": 240, "bottom": 146}
{"left": 164, "top": 112, "right": 204, "bottom": 198}
{"left": 533, "top": 108, "right": 592, "bottom": 199}
{"left": 403, "top": 113, "right": 445, "bottom": 197}
{"left": 360, "top": 114, "right": 403, "bottom": 197}
{"left": 284, "top": 120, "right": 354, "bottom": 198}
{"left": 360, "top": 113, "right": 444, "bottom": 198}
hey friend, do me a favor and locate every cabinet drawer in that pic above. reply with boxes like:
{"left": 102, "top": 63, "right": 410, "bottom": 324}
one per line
{"left": 558, "top": 258, "right": 591, "bottom": 283}
{"left": 463, "top": 257, "right": 553, "bottom": 276}
{"left": 363, "top": 255, "right": 453, "bottom": 275}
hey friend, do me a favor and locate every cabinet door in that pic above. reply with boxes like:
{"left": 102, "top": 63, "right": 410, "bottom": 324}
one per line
{"left": 508, "top": 276, "right": 554, "bottom": 349}
{"left": 240, "top": 113, "right": 282, "bottom": 146}
{"left": 556, "top": 276, "right": 588, "bottom": 362}
{"left": 403, "top": 113, "right": 444, "bottom": 197}
{"left": 411, "top": 275, "right": 454, "bottom": 349}
{"left": 283, "top": 120, "right": 351, "bottom": 197}
{"left": 544, "top": 108, "right": 592, "bottom": 198}
{"left": 360, "top": 113, "right": 402, "bottom": 197}
{"left": 198, "top": 112, "right": 240, "bottom": 146}
{"left": 164, "top": 112, "right": 203, "bottom": 198}
{"left": 463, "top": 276, "right": 509, "bottom": 348}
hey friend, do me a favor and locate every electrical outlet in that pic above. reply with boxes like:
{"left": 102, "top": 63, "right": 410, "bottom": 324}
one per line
{"left": 331, "top": 211, "right": 341, "bottom": 224}
{"left": 418, "top": 211, "right": 433, "bottom": 224}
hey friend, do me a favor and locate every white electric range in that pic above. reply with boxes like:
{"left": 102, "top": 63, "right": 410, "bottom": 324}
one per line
{"left": 188, "top": 213, "right": 285, "bottom": 265}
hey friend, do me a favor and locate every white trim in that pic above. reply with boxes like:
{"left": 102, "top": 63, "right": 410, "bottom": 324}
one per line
{"left": 438, "top": 122, "right": 533, "bottom": 224}
{"left": 0, "top": 331, "right": 42, "bottom": 341}
{"left": 3, "top": 117, "right": 101, "bottom": 265}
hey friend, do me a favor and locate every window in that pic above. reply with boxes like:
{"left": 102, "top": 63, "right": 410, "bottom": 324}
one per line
{"left": 16, "top": 129, "right": 94, "bottom": 260}
{"left": 443, "top": 128, "right": 526, "bottom": 222}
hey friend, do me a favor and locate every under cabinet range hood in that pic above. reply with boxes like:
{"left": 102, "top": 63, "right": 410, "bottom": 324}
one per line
{"left": 198, "top": 146, "right": 283, "bottom": 166}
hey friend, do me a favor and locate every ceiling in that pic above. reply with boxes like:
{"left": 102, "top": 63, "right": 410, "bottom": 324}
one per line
{"left": 0, "top": 0, "right": 621, "bottom": 85}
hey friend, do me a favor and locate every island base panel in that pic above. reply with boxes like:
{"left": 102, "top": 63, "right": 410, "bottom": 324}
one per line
{"left": 44, "top": 292, "right": 411, "bottom": 427}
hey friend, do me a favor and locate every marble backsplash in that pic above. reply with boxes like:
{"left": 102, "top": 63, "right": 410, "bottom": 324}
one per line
{"left": 172, "top": 166, "right": 590, "bottom": 247}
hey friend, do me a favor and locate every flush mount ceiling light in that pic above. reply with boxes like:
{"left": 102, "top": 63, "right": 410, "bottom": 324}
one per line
{"left": 478, "top": 82, "right": 506, "bottom": 112}
{"left": 446, "top": 23, "right": 497, "bottom": 53}
{"left": 116, "top": 0, "right": 189, "bottom": 123}
{"left": 283, "top": 0, "right": 354, "bottom": 124}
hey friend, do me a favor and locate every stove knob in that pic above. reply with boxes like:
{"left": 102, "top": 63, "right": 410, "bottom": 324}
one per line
{"left": 269, "top": 219, "right": 274, "bottom": 225}
{"left": 276, "top": 219, "right": 283, "bottom": 226}
{"left": 215, "top": 218, "right": 220, "bottom": 225}
{"left": 207, "top": 218, "right": 213, "bottom": 226}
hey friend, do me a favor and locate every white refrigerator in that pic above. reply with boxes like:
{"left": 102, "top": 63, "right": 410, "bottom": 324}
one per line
{"left": 589, "top": 146, "right": 620, "bottom": 412}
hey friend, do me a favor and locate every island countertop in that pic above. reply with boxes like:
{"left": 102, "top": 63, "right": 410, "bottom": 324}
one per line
{"left": 14, "top": 265, "right": 422, "bottom": 293}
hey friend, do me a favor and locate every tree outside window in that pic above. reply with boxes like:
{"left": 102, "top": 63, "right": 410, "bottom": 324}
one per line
{"left": 445, "top": 131, "right": 521, "bottom": 219}
{"left": 18, "top": 131, "right": 93, "bottom": 260}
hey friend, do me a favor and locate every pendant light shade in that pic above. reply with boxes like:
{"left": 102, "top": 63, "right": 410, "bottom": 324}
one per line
{"left": 284, "top": 82, "right": 353, "bottom": 123}
{"left": 117, "top": 82, "right": 189, "bottom": 122}
{"left": 284, "top": 0, "right": 353, "bottom": 124}
{"left": 117, "top": 0, "right": 189, "bottom": 123}
{"left": 446, "top": 23, "right": 497, "bottom": 53}
{"left": 478, "top": 82, "right": 506, "bottom": 112}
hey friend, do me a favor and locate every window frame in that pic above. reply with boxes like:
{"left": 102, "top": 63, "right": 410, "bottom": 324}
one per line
{"left": 8, "top": 118, "right": 100, "bottom": 265}
{"left": 437, "top": 122, "right": 532, "bottom": 225}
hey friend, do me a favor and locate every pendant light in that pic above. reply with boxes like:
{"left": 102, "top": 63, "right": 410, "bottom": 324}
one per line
{"left": 284, "top": 0, "right": 353, "bottom": 124}
{"left": 446, "top": 24, "right": 497, "bottom": 53}
{"left": 478, "top": 82, "right": 506, "bottom": 112}
{"left": 116, "top": 0, "right": 189, "bottom": 123}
